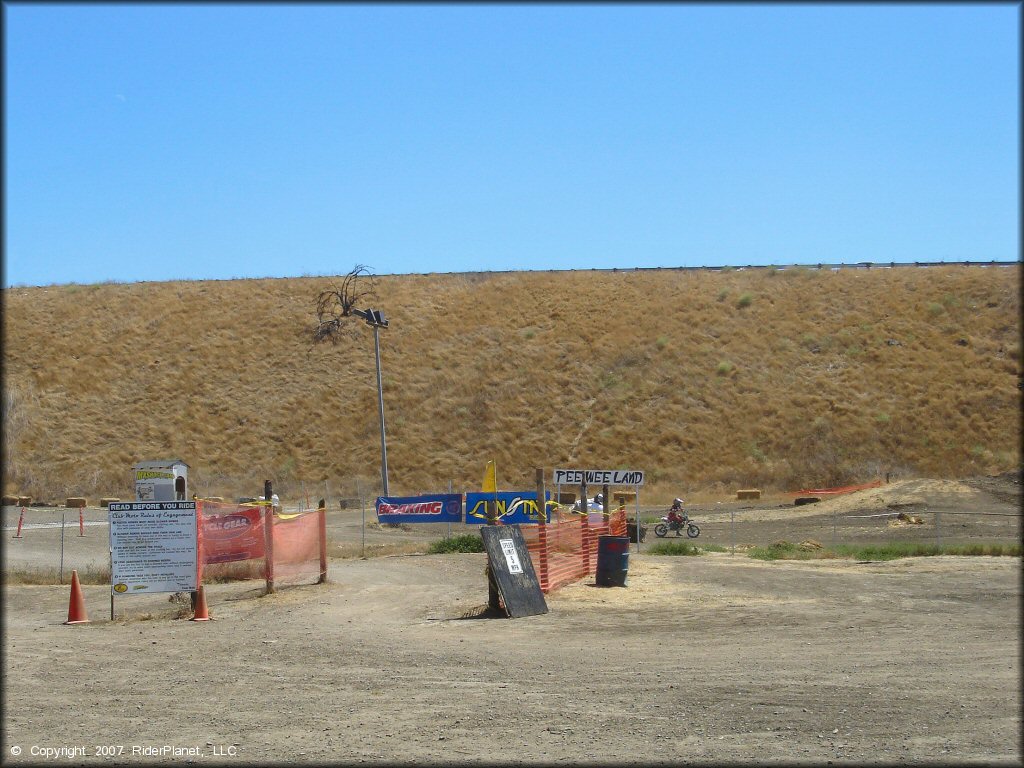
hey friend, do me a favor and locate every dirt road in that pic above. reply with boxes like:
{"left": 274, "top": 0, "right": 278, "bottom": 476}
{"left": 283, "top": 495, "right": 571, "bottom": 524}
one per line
{"left": 3, "top": 475, "right": 1020, "bottom": 765}
{"left": 3, "top": 549, "right": 1020, "bottom": 765}
{"left": 3, "top": 475, "right": 1019, "bottom": 572}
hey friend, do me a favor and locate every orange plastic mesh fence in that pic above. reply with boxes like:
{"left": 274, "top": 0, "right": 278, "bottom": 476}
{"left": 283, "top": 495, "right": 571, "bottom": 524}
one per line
{"left": 520, "top": 508, "right": 628, "bottom": 593}
{"left": 270, "top": 511, "right": 325, "bottom": 586}
{"left": 792, "top": 480, "right": 883, "bottom": 496}
{"left": 196, "top": 500, "right": 326, "bottom": 588}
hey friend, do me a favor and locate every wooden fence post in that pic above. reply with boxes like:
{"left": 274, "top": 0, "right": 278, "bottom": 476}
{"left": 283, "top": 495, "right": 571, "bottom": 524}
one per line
{"left": 487, "top": 499, "right": 500, "bottom": 610}
{"left": 264, "top": 505, "right": 275, "bottom": 594}
{"left": 581, "top": 512, "right": 591, "bottom": 576}
{"left": 536, "top": 467, "right": 549, "bottom": 593}
{"left": 318, "top": 507, "right": 328, "bottom": 584}
{"left": 602, "top": 483, "right": 610, "bottom": 529}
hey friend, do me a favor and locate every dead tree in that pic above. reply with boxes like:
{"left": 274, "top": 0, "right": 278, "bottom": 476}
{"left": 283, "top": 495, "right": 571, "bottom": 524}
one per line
{"left": 308, "top": 264, "right": 392, "bottom": 495}
{"left": 311, "top": 265, "right": 379, "bottom": 344}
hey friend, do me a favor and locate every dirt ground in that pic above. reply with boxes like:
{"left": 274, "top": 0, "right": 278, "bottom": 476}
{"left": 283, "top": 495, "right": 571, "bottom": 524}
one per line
{"left": 2, "top": 475, "right": 1021, "bottom": 765}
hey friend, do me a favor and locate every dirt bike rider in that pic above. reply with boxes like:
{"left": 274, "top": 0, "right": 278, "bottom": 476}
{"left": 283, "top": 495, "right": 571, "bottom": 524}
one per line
{"left": 667, "top": 498, "right": 686, "bottom": 526}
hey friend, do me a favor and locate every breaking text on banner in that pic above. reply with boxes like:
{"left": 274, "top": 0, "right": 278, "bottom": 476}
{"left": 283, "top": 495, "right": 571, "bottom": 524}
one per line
{"left": 375, "top": 494, "right": 463, "bottom": 524}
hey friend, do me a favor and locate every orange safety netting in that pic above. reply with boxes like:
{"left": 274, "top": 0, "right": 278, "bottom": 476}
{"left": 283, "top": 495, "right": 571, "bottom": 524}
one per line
{"left": 268, "top": 511, "right": 327, "bottom": 586}
{"left": 792, "top": 480, "right": 883, "bottom": 496}
{"left": 196, "top": 500, "right": 327, "bottom": 589}
{"left": 520, "top": 508, "right": 628, "bottom": 593}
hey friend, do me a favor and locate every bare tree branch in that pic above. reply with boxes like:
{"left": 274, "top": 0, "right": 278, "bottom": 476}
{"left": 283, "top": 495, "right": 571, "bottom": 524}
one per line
{"left": 311, "top": 265, "right": 379, "bottom": 345}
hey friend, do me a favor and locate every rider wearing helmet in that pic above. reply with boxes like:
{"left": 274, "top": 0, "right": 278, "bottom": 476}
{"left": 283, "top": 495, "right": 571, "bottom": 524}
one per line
{"left": 667, "top": 498, "right": 685, "bottom": 524}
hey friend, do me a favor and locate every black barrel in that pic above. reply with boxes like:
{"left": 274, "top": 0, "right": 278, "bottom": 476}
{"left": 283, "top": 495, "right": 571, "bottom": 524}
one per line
{"left": 595, "top": 535, "right": 630, "bottom": 587}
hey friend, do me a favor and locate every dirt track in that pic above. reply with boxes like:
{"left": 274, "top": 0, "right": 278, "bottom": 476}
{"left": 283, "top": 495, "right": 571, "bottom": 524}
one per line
{"left": 2, "top": 476, "right": 1021, "bottom": 765}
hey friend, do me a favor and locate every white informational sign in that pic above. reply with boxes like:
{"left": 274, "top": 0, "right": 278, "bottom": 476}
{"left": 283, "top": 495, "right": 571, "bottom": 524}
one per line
{"left": 108, "top": 501, "right": 198, "bottom": 595}
{"left": 552, "top": 468, "right": 645, "bottom": 487}
{"left": 499, "top": 538, "right": 523, "bottom": 574}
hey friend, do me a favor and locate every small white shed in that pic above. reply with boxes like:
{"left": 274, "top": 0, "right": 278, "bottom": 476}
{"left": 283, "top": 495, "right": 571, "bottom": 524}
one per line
{"left": 132, "top": 459, "right": 190, "bottom": 501}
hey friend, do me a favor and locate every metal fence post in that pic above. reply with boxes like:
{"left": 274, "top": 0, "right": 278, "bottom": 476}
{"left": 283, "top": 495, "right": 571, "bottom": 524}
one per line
{"left": 358, "top": 477, "right": 366, "bottom": 559}
{"left": 731, "top": 508, "right": 735, "bottom": 556}
{"left": 60, "top": 511, "right": 66, "bottom": 584}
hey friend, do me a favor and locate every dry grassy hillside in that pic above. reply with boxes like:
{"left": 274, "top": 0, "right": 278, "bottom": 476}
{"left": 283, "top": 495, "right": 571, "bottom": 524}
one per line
{"left": 2, "top": 265, "right": 1020, "bottom": 503}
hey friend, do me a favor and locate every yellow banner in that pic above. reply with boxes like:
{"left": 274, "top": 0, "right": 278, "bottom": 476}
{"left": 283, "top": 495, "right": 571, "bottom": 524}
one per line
{"left": 135, "top": 470, "right": 174, "bottom": 480}
{"left": 481, "top": 460, "right": 496, "bottom": 493}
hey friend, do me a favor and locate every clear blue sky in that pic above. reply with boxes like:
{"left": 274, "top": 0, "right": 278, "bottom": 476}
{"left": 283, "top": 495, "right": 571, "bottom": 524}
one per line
{"left": 3, "top": 3, "right": 1019, "bottom": 287}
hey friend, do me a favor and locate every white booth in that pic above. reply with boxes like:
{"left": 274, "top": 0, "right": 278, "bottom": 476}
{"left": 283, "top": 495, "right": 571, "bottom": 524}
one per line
{"left": 133, "top": 459, "right": 190, "bottom": 501}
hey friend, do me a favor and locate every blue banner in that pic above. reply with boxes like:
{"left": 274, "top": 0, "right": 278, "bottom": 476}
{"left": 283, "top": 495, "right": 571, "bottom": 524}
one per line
{"left": 375, "top": 494, "right": 463, "bottom": 524}
{"left": 464, "top": 491, "right": 551, "bottom": 525}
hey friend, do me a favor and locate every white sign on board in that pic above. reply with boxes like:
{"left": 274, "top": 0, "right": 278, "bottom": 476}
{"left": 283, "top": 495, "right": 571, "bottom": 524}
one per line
{"left": 499, "top": 538, "right": 523, "bottom": 574}
{"left": 551, "top": 468, "right": 645, "bottom": 487}
{"left": 108, "top": 501, "right": 198, "bottom": 595}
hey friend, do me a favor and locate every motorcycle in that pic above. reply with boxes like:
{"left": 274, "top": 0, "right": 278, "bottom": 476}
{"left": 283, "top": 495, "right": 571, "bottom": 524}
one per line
{"left": 654, "top": 513, "right": 700, "bottom": 539}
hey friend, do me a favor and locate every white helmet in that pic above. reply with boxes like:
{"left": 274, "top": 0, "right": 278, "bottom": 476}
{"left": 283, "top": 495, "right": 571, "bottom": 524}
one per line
{"left": 674, "top": 498, "right": 683, "bottom": 505}
{"left": 595, "top": 493, "right": 603, "bottom": 503}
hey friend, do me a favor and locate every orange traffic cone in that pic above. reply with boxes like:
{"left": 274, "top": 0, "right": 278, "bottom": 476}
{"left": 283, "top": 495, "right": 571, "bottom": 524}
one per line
{"left": 190, "top": 585, "right": 212, "bottom": 621}
{"left": 64, "top": 570, "right": 89, "bottom": 624}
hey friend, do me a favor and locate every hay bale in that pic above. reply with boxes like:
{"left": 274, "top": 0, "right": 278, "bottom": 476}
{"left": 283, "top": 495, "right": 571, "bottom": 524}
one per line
{"left": 100, "top": 498, "right": 120, "bottom": 508}
{"left": 557, "top": 492, "right": 577, "bottom": 505}
{"left": 613, "top": 491, "right": 636, "bottom": 505}
{"left": 2, "top": 495, "right": 19, "bottom": 506}
{"left": 17, "top": 496, "right": 32, "bottom": 506}
{"left": 736, "top": 489, "right": 761, "bottom": 500}
{"left": 65, "top": 497, "right": 87, "bottom": 508}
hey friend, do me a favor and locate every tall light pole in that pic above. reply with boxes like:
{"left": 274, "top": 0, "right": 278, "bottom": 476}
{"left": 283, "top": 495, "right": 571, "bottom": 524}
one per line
{"left": 353, "top": 308, "right": 389, "bottom": 496}
{"left": 311, "top": 266, "right": 391, "bottom": 498}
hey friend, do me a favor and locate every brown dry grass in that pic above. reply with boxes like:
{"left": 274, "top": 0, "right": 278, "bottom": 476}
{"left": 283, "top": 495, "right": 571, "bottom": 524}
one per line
{"left": 2, "top": 265, "right": 1020, "bottom": 502}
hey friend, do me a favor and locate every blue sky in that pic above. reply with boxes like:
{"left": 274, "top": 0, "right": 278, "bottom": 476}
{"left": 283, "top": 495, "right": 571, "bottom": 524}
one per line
{"left": 3, "top": 3, "right": 1019, "bottom": 287}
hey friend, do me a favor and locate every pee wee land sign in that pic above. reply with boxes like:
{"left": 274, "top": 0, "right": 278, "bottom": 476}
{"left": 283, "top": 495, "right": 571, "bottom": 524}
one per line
{"left": 108, "top": 501, "right": 198, "bottom": 594}
{"left": 552, "top": 468, "right": 644, "bottom": 487}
